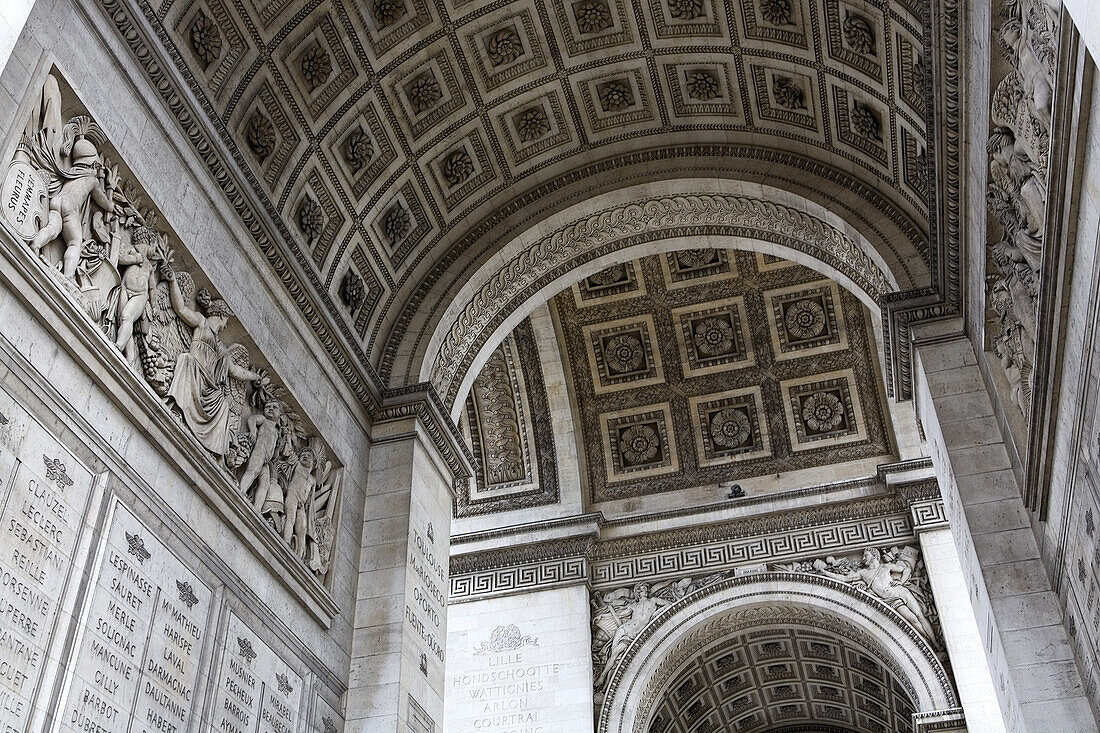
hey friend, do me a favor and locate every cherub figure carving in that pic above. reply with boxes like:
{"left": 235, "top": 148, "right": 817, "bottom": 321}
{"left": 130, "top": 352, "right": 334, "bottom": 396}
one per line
{"left": 240, "top": 399, "right": 287, "bottom": 508}
{"left": 8, "top": 73, "right": 345, "bottom": 581}
{"left": 988, "top": 278, "right": 1033, "bottom": 414}
{"left": 114, "top": 226, "right": 166, "bottom": 360}
{"left": 29, "top": 117, "right": 116, "bottom": 277}
{"left": 283, "top": 447, "right": 317, "bottom": 555}
{"left": 161, "top": 261, "right": 261, "bottom": 457}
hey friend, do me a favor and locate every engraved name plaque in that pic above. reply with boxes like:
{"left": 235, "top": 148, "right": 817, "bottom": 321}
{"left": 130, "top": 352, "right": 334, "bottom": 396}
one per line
{"left": 212, "top": 612, "right": 303, "bottom": 733}
{"left": 0, "top": 389, "right": 95, "bottom": 732}
{"left": 57, "top": 500, "right": 211, "bottom": 733}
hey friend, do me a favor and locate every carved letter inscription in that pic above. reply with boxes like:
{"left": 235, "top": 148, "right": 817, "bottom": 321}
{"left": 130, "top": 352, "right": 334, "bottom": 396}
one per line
{"left": 0, "top": 161, "right": 47, "bottom": 240}
{"left": 0, "top": 388, "right": 95, "bottom": 733}
{"left": 58, "top": 500, "right": 211, "bottom": 733}
{"left": 211, "top": 612, "right": 303, "bottom": 733}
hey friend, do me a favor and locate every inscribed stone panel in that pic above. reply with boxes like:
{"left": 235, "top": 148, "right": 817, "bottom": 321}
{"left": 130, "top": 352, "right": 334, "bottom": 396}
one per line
{"left": 0, "top": 386, "right": 96, "bottom": 732}
{"left": 211, "top": 611, "right": 304, "bottom": 733}
{"left": 56, "top": 499, "right": 212, "bottom": 733}
{"left": 445, "top": 585, "right": 593, "bottom": 733}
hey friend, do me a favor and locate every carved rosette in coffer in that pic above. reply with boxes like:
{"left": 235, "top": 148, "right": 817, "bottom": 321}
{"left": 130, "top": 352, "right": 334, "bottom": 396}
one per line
{"left": 0, "top": 70, "right": 343, "bottom": 587}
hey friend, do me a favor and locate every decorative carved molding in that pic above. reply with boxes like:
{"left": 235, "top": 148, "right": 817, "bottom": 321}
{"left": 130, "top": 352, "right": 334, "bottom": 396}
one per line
{"left": 458, "top": 318, "right": 559, "bottom": 516}
{"left": 450, "top": 536, "right": 594, "bottom": 602}
{"left": 431, "top": 195, "right": 892, "bottom": 407}
{"left": 86, "top": 0, "right": 969, "bottom": 421}
{"left": 911, "top": 499, "right": 949, "bottom": 532}
{"left": 449, "top": 487, "right": 930, "bottom": 603}
{"left": 375, "top": 382, "right": 475, "bottom": 481}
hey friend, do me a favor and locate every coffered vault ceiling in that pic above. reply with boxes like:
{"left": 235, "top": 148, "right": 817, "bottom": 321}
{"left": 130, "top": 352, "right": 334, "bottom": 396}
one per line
{"left": 647, "top": 622, "right": 917, "bottom": 733}
{"left": 458, "top": 250, "right": 892, "bottom": 510}
{"left": 122, "top": 0, "right": 938, "bottom": 403}
{"left": 559, "top": 250, "right": 890, "bottom": 503}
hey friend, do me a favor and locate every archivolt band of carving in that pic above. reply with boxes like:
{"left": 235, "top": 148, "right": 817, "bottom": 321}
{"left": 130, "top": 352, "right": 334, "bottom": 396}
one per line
{"left": 597, "top": 573, "right": 956, "bottom": 733}
{"left": 431, "top": 194, "right": 891, "bottom": 406}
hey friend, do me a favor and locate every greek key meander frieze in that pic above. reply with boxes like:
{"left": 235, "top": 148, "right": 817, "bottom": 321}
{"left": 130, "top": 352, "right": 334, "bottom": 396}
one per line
{"left": 593, "top": 515, "right": 913, "bottom": 587}
{"left": 449, "top": 492, "right": 920, "bottom": 601}
{"left": 432, "top": 195, "right": 892, "bottom": 407}
{"left": 0, "top": 72, "right": 342, "bottom": 584}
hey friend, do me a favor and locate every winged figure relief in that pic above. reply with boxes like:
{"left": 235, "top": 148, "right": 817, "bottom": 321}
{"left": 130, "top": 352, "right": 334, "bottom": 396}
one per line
{"left": 592, "top": 574, "right": 729, "bottom": 699}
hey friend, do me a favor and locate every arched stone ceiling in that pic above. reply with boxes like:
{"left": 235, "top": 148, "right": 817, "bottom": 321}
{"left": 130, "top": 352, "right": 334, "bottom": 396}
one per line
{"left": 599, "top": 575, "right": 955, "bottom": 733}
{"left": 646, "top": 624, "right": 917, "bottom": 733}
{"left": 128, "top": 0, "right": 938, "bottom": 399}
{"left": 454, "top": 249, "right": 896, "bottom": 514}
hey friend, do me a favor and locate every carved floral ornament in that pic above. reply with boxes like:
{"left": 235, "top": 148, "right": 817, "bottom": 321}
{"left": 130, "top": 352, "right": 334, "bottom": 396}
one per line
{"left": 430, "top": 194, "right": 890, "bottom": 406}
{"left": 485, "top": 26, "right": 524, "bottom": 67}
{"left": 0, "top": 73, "right": 342, "bottom": 582}
{"left": 188, "top": 12, "right": 222, "bottom": 67}
{"left": 575, "top": 0, "right": 614, "bottom": 34}
{"left": 343, "top": 129, "right": 374, "bottom": 172}
{"left": 668, "top": 0, "right": 706, "bottom": 20}
{"left": 514, "top": 106, "right": 551, "bottom": 142}
{"left": 772, "top": 75, "right": 806, "bottom": 110}
{"left": 685, "top": 70, "right": 721, "bottom": 101}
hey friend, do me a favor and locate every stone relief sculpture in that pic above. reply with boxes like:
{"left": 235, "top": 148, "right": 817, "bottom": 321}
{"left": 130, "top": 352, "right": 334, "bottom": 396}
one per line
{"left": 773, "top": 545, "right": 941, "bottom": 647}
{"left": 591, "top": 574, "right": 730, "bottom": 702}
{"left": 985, "top": 0, "right": 1059, "bottom": 417}
{"left": 161, "top": 261, "right": 261, "bottom": 456}
{"left": 0, "top": 72, "right": 341, "bottom": 581}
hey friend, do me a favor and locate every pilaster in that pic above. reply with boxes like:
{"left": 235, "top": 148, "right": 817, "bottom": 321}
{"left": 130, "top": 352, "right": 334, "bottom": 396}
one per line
{"left": 913, "top": 497, "right": 1010, "bottom": 732}
{"left": 347, "top": 392, "right": 467, "bottom": 733}
{"left": 913, "top": 319, "right": 1096, "bottom": 731}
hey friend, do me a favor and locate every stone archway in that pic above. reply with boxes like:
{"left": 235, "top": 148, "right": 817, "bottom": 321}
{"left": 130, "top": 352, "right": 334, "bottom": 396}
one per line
{"left": 410, "top": 180, "right": 904, "bottom": 420}
{"left": 598, "top": 574, "right": 957, "bottom": 733}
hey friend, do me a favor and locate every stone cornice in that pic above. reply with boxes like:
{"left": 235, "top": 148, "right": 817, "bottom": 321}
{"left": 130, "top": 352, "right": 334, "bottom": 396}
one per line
{"left": 912, "top": 708, "right": 967, "bottom": 731}
{"left": 594, "top": 494, "right": 910, "bottom": 562}
{"left": 374, "top": 382, "right": 475, "bottom": 481}
{"left": 449, "top": 471, "right": 943, "bottom": 600}
{"left": 450, "top": 536, "right": 596, "bottom": 576}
